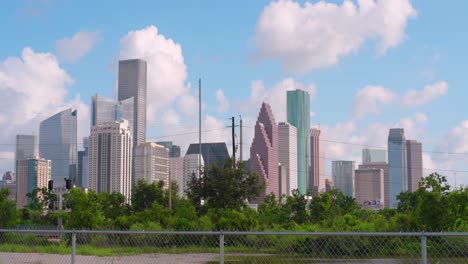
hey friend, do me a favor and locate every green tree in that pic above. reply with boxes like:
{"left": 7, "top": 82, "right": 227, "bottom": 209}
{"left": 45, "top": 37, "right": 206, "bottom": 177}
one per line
{"left": 0, "top": 188, "right": 20, "bottom": 228}
{"left": 64, "top": 188, "right": 105, "bottom": 229}
{"left": 187, "top": 159, "right": 264, "bottom": 211}
{"left": 98, "top": 192, "right": 129, "bottom": 220}
{"left": 132, "top": 179, "right": 165, "bottom": 211}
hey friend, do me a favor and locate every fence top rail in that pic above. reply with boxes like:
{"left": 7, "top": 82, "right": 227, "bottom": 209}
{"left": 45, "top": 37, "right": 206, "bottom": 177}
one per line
{"left": 0, "top": 229, "right": 466, "bottom": 237}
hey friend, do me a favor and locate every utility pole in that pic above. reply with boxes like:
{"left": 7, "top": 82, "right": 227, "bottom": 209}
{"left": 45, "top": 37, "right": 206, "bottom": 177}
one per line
{"left": 231, "top": 116, "right": 236, "bottom": 163}
{"left": 240, "top": 116, "right": 243, "bottom": 162}
{"left": 199, "top": 78, "right": 202, "bottom": 176}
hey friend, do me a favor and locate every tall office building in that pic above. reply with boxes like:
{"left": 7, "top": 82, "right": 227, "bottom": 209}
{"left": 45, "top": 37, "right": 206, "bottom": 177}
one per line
{"left": 359, "top": 162, "right": 389, "bottom": 208}
{"left": 354, "top": 167, "right": 384, "bottom": 207}
{"left": 16, "top": 157, "right": 51, "bottom": 208}
{"left": 157, "top": 141, "right": 181, "bottom": 158}
{"left": 186, "top": 143, "right": 230, "bottom": 170}
{"left": 310, "top": 128, "right": 326, "bottom": 193}
{"left": 278, "top": 122, "right": 297, "bottom": 196}
{"left": 287, "top": 89, "right": 310, "bottom": 194}
{"left": 325, "top": 178, "right": 333, "bottom": 192}
{"left": 406, "top": 140, "right": 423, "bottom": 192}
{"left": 39, "top": 109, "right": 77, "bottom": 186}
{"left": 135, "top": 142, "right": 170, "bottom": 188}
{"left": 250, "top": 102, "right": 279, "bottom": 202}
{"left": 77, "top": 137, "right": 89, "bottom": 188}
{"left": 388, "top": 128, "right": 407, "bottom": 208}
{"left": 15, "top": 135, "right": 37, "bottom": 186}
{"left": 331, "top": 160, "right": 355, "bottom": 198}
{"left": 88, "top": 120, "right": 132, "bottom": 202}
{"left": 182, "top": 154, "right": 204, "bottom": 197}
{"left": 118, "top": 59, "right": 147, "bottom": 147}
{"left": 362, "top": 148, "right": 387, "bottom": 163}
{"left": 169, "top": 157, "right": 184, "bottom": 197}
{"left": 91, "top": 94, "right": 134, "bottom": 135}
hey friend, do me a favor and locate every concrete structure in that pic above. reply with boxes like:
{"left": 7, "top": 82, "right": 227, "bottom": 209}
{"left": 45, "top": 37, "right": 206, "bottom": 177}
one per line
{"left": 388, "top": 128, "right": 407, "bottom": 208}
{"left": 331, "top": 160, "right": 355, "bottom": 198}
{"left": 88, "top": 120, "right": 132, "bottom": 202}
{"left": 310, "top": 128, "right": 326, "bottom": 193}
{"left": 250, "top": 102, "right": 279, "bottom": 201}
{"left": 16, "top": 157, "right": 51, "bottom": 208}
{"left": 135, "top": 142, "right": 170, "bottom": 188}
{"left": 118, "top": 59, "right": 147, "bottom": 148}
{"left": 15, "top": 135, "right": 37, "bottom": 162}
{"left": 278, "top": 122, "right": 297, "bottom": 196}
{"left": 406, "top": 140, "right": 423, "bottom": 192}
{"left": 354, "top": 167, "right": 384, "bottom": 207}
{"left": 362, "top": 148, "right": 387, "bottom": 163}
{"left": 77, "top": 137, "right": 89, "bottom": 188}
{"left": 169, "top": 157, "right": 184, "bottom": 197}
{"left": 182, "top": 154, "right": 204, "bottom": 197}
{"left": 39, "top": 109, "right": 77, "bottom": 186}
{"left": 91, "top": 94, "right": 134, "bottom": 136}
{"left": 186, "top": 143, "right": 230, "bottom": 170}
{"left": 287, "top": 89, "right": 310, "bottom": 194}
{"left": 157, "top": 141, "right": 181, "bottom": 158}
{"left": 359, "top": 162, "right": 389, "bottom": 208}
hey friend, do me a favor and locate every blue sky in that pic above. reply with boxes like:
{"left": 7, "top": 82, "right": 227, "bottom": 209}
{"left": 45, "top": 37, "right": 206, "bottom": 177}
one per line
{"left": 1, "top": 0, "right": 467, "bottom": 186}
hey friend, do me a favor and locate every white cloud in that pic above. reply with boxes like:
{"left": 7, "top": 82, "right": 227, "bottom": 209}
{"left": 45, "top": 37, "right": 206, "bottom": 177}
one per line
{"left": 255, "top": 0, "right": 416, "bottom": 74}
{"left": 55, "top": 31, "right": 100, "bottom": 63}
{"left": 352, "top": 85, "right": 396, "bottom": 118}
{"left": 216, "top": 89, "right": 230, "bottom": 113}
{"left": 401, "top": 81, "right": 448, "bottom": 107}
{"left": 119, "top": 25, "right": 188, "bottom": 121}
{"left": 0, "top": 47, "right": 89, "bottom": 170}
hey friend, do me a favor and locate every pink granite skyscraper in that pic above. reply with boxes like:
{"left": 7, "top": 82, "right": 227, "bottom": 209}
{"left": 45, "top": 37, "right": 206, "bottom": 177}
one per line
{"left": 250, "top": 102, "right": 279, "bottom": 202}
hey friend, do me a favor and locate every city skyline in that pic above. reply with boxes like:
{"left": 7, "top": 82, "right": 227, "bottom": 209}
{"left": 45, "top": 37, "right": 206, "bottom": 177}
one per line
{"left": 0, "top": 1, "right": 467, "bottom": 187}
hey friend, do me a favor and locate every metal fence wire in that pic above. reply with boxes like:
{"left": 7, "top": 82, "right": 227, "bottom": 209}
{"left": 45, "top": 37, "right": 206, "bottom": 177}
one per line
{"left": 0, "top": 230, "right": 466, "bottom": 264}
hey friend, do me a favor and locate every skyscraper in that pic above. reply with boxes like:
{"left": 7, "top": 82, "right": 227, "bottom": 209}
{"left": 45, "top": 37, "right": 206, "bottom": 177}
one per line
{"left": 186, "top": 143, "right": 230, "bottom": 170}
{"left": 169, "top": 157, "right": 184, "bottom": 197}
{"left": 91, "top": 94, "right": 134, "bottom": 136}
{"left": 88, "top": 120, "right": 132, "bottom": 202}
{"left": 359, "top": 162, "right": 389, "bottom": 208}
{"left": 388, "top": 128, "right": 407, "bottom": 208}
{"left": 157, "top": 141, "right": 181, "bottom": 158}
{"left": 331, "top": 160, "right": 355, "bottom": 198}
{"left": 15, "top": 135, "right": 37, "bottom": 186}
{"left": 16, "top": 157, "right": 51, "bottom": 208}
{"left": 39, "top": 109, "right": 77, "bottom": 186}
{"left": 250, "top": 102, "right": 279, "bottom": 201}
{"left": 287, "top": 89, "right": 310, "bottom": 194}
{"left": 362, "top": 148, "right": 387, "bottom": 163}
{"left": 135, "top": 142, "right": 170, "bottom": 188}
{"left": 77, "top": 137, "right": 89, "bottom": 188}
{"left": 354, "top": 167, "right": 384, "bottom": 208}
{"left": 310, "top": 128, "right": 326, "bottom": 193}
{"left": 406, "top": 140, "right": 423, "bottom": 192}
{"left": 182, "top": 154, "right": 204, "bottom": 197}
{"left": 118, "top": 59, "right": 147, "bottom": 147}
{"left": 278, "top": 122, "right": 297, "bottom": 196}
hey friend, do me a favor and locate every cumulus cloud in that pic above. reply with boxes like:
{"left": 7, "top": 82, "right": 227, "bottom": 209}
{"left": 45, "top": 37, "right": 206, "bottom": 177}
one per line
{"left": 401, "top": 81, "right": 448, "bottom": 107}
{"left": 216, "top": 89, "right": 230, "bottom": 113}
{"left": 119, "top": 25, "right": 188, "bottom": 121}
{"left": 255, "top": 0, "right": 416, "bottom": 74}
{"left": 0, "top": 47, "right": 89, "bottom": 170}
{"left": 55, "top": 31, "right": 100, "bottom": 63}
{"left": 352, "top": 85, "right": 396, "bottom": 118}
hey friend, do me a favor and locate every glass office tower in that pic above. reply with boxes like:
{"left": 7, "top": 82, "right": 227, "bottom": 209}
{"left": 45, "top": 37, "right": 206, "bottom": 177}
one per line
{"left": 91, "top": 94, "right": 134, "bottom": 136}
{"left": 287, "top": 89, "right": 310, "bottom": 194}
{"left": 39, "top": 109, "right": 77, "bottom": 186}
{"left": 388, "top": 128, "right": 407, "bottom": 208}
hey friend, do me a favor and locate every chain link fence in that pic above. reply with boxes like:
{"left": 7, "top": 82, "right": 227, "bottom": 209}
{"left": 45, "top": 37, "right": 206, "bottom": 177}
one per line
{"left": 0, "top": 229, "right": 466, "bottom": 263}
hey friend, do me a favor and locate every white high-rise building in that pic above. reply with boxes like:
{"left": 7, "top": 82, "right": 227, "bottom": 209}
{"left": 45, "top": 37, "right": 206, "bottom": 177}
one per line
{"left": 332, "top": 160, "right": 355, "bottom": 198}
{"left": 278, "top": 122, "right": 297, "bottom": 196}
{"left": 310, "top": 128, "right": 326, "bottom": 193}
{"left": 88, "top": 120, "right": 132, "bottom": 202}
{"left": 135, "top": 142, "right": 169, "bottom": 188}
{"left": 169, "top": 157, "right": 184, "bottom": 197}
{"left": 182, "top": 154, "right": 204, "bottom": 198}
{"left": 16, "top": 157, "right": 51, "bottom": 208}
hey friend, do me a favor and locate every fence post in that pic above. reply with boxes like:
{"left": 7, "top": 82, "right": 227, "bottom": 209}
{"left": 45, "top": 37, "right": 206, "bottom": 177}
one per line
{"left": 219, "top": 231, "right": 224, "bottom": 264}
{"left": 71, "top": 231, "right": 76, "bottom": 264}
{"left": 421, "top": 232, "right": 427, "bottom": 264}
